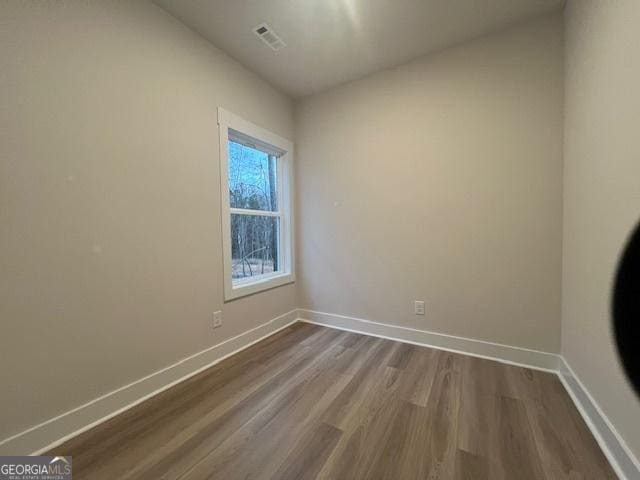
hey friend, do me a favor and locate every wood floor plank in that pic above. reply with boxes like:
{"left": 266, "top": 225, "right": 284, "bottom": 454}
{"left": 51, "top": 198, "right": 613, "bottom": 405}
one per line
{"left": 48, "top": 324, "right": 618, "bottom": 480}
{"left": 331, "top": 334, "right": 380, "bottom": 377}
{"left": 457, "top": 357, "right": 494, "bottom": 457}
{"left": 265, "top": 422, "right": 343, "bottom": 480}
{"left": 317, "top": 366, "right": 407, "bottom": 479}
{"left": 491, "top": 395, "right": 546, "bottom": 479}
{"left": 416, "top": 351, "right": 462, "bottom": 479}
{"left": 122, "top": 332, "right": 350, "bottom": 480}
{"left": 178, "top": 342, "right": 356, "bottom": 480}
{"left": 402, "top": 346, "right": 439, "bottom": 407}
{"left": 387, "top": 342, "right": 415, "bottom": 370}
{"left": 455, "top": 449, "right": 488, "bottom": 480}
{"left": 53, "top": 323, "right": 327, "bottom": 478}
{"left": 320, "top": 339, "right": 398, "bottom": 431}
{"left": 523, "top": 372, "right": 617, "bottom": 479}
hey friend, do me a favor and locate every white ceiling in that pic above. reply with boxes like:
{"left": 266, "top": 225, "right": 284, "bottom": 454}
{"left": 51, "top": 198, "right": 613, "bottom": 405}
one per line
{"left": 155, "top": 0, "right": 564, "bottom": 98}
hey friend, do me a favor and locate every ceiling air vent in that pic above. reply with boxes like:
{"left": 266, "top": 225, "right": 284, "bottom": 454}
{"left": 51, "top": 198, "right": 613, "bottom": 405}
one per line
{"left": 253, "top": 23, "right": 286, "bottom": 51}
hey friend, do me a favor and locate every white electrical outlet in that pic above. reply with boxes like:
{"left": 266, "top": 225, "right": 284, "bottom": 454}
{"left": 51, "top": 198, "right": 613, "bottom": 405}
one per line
{"left": 414, "top": 301, "right": 425, "bottom": 315}
{"left": 213, "top": 311, "right": 222, "bottom": 328}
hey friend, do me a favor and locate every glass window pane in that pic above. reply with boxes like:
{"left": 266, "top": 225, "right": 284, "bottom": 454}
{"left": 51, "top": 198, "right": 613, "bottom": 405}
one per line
{"left": 228, "top": 140, "right": 278, "bottom": 211}
{"left": 231, "top": 214, "right": 280, "bottom": 282}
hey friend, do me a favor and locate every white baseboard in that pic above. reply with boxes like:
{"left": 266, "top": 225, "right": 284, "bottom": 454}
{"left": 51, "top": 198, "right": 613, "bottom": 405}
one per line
{"left": 299, "top": 308, "right": 639, "bottom": 480}
{"left": 0, "top": 309, "right": 298, "bottom": 456}
{"left": 557, "top": 357, "right": 640, "bottom": 480}
{"left": 298, "top": 309, "right": 559, "bottom": 372}
{"left": 2, "top": 306, "right": 637, "bottom": 480}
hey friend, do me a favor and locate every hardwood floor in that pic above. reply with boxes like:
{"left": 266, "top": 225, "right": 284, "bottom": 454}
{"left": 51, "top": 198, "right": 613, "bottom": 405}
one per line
{"left": 50, "top": 323, "right": 616, "bottom": 479}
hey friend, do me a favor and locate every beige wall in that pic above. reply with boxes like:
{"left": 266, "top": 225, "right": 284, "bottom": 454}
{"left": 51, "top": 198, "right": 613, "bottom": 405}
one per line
{"left": 0, "top": 1, "right": 295, "bottom": 440}
{"left": 8, "top": 0, "right": 638, "bottom": 462}
{"left": 562, "top": 0, "right": 640, "bottom": 459}
{"left": 295, "top": 13, "right": 564, "bottom": 352}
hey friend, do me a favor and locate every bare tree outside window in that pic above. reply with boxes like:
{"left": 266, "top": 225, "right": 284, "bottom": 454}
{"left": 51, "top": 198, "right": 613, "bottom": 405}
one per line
{"left": 228, "top": 141, "right": 280, "bottom": 281}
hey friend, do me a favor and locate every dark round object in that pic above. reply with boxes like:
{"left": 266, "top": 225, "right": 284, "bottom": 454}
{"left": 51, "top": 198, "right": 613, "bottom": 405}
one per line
{"left": 613, "top": 220, "right": 640, "bottom": 397}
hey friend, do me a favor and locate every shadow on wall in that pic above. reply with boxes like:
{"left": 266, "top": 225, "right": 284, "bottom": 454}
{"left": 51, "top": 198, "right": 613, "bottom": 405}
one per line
{"left": 613, "top": 218, "right": 640, "bottom": 398}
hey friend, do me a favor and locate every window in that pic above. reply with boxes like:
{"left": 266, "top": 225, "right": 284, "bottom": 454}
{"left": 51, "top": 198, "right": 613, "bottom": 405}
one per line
{"left": 218, "top": 108, "right": 294, "bottom": 300}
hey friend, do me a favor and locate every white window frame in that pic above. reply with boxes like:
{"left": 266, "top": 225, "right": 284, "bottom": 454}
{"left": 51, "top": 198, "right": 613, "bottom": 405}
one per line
{"left": 218, "top": 107, "right": 295, "bottom": 301}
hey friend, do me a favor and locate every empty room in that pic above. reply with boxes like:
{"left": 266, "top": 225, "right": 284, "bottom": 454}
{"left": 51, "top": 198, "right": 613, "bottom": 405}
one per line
{"left": 2, "top": 0, "right": 640, "bottom": 479}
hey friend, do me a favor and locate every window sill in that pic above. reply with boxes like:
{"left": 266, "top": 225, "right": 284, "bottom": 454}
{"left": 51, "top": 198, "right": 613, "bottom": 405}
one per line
{"left": 224, "top": 272, "right": 295, "bottom": 301}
